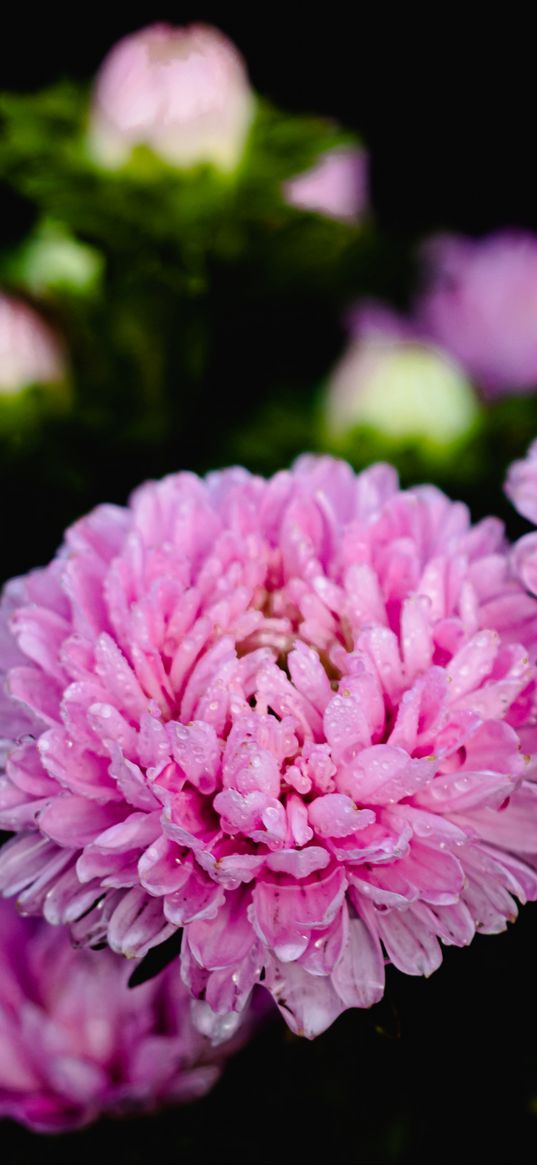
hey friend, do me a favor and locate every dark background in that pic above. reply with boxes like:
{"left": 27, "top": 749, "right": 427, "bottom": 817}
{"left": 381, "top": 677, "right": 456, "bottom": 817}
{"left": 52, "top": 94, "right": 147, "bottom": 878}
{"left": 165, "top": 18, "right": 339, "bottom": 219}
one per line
{"left": 2, "top": 10, "right": 537, "bottom": 239}
{"left": 1, "top": 10, "right": 537, "bottom": 1163}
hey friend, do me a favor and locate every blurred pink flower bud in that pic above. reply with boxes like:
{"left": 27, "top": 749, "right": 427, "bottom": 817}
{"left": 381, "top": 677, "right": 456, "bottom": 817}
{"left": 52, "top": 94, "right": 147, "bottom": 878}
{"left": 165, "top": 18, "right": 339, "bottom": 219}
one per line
{"left": 417, "top": 231, "right": 537, "bottom": 396}
{"left": 284, "top": 147, "right": 369, "bottom": 222}
{"left": 89, "top": 23, "right": 254, "bottom": 172}
{"left": 0, "top": 295, "right": 65, "bottom": 398}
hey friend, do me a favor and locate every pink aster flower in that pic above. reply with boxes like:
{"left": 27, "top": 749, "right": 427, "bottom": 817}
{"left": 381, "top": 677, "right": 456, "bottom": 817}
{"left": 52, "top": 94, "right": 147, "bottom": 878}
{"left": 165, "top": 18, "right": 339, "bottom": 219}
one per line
{"left": 284, "top": 147, "right": 369, "bottom": 222}
{"left": 0, "top": 896, "right": 254, "bottom": 1132}
{"left": 2, "top": 457, "right": 537, "bottom": 1040}
{"left": 417, "top": 231, "right": 537, "bottom": 396}
{"left": 88, "top": 23, "right": 254, "bottom": 172}
{"left": 0, "top": 295, "right": 64, "bottom": 397}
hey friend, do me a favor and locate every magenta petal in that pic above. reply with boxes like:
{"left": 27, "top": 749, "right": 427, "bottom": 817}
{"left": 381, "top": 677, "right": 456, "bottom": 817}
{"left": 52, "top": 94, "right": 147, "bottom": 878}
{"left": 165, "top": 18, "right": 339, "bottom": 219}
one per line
{"left": 203, "top": 942, "right": 263, "bottom": 1015}
{"left": 108, "top": 747, "right": 160, "bottom": 810}
{"left": 8, "top": 666, "right": 62, "bottom": 724}
{"left": 0, "top": 833, "right": 75, "bottom": 901}
{"left": 76, "top": 811, "right": 160, "bottom": 879}
{"left": 266, "top": 846, "right": 330, "bottom": 878}
{"left": 187, "top": 889, "right": 255, "bottom": 970}
{"left": 341, "top": 745, "right": 436, "bottom": 805}
{"left": 38, "top": 797, "right": 128, "bottom": 848}
{"left": 375, "top": 906, "right": 443, "bottom": 976}
{"left": 455, "top": 781, "right": 537, "bottom": 851}
{"left": 308, "top": 794, "right": 375, "bottom": 838}
{"left": 9, "top": 606, "right": 69, "bottom": 682}
{"left": 38, "top": 729, "right": 121, "bottom": 803}
{"left": 332, "top": 914, "right": 385, "bottom": 1008}
{"left": 299, "top": 906, "right": 348, "bottom": 975}
{"left": 264, "top": 956, "right": 345, "bottom": 1038}
{"left": 6, "top": 742, "right": 57, "bottom": 797}
{"left": 163, "top": 867, "right": 225, "bottom": 925}
{"left": 251, "top": 866, "right": 347, "bottom": 958}
{"left": 416, "top": 768, "right": 515, "bottom": 813}
{"left": 167, "top": 720, "right": 221, "bottom": 795}
{"left": 94, "top": 633, "right": 147, "bottom": 718}
{"left": 0, "top": 784, "right": 52, "bottom": 830}
{"left": 138, "top": 835, "right": 190, "bottom": 896}
{"left": 43, "top": 866, "right": 104, "bottom": 925}
{"left": 106, "top": 887, "right": 174, "bottom": 957}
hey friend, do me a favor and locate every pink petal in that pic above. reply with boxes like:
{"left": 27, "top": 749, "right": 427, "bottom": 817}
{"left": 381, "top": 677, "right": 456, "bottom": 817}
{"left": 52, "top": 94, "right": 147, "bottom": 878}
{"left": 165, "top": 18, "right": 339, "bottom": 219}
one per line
{"left": 38, "top": 796, "right": 128, "bottom": 848}
{"left": 375, "top": 906, "right": 443, "bottom": 976}
{"left": 187, "top": 889, "right": 255, "bottom": 970}
{"left": 339, "top": 745, "right": 436, "bottom": 805}
{"left": 332, "top": 914, "right": 385, "bottom": 1008}
{"left": 264, "top": 956, "right": 345, "bottom": 1038}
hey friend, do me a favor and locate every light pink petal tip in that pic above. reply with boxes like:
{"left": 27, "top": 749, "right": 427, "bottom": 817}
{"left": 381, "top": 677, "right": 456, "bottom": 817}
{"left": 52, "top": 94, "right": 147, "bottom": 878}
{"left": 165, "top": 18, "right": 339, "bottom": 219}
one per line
{"left": 1, "top": 451, "right": 537, "bottom": 1043}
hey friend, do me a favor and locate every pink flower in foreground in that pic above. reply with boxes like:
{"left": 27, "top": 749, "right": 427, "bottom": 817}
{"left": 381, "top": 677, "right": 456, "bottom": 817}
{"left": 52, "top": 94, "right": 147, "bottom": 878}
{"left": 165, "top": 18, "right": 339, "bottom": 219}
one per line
{"left": 0, "top": 897, "right": 253, "bottom": 1132}
{"left": 89, "top": 23, "right": 254, "bottom": 172}
{"left": 2, "top": 457, "right": 537, "bottom": 1039}
{"left": 0, "top": 295, "right": 64, "bottom": 397}
{"left": 417, "top": 232, "right": 537, "bottom": 396}
{"left": 284, "top": 147, "right": 369, "bottom": 222}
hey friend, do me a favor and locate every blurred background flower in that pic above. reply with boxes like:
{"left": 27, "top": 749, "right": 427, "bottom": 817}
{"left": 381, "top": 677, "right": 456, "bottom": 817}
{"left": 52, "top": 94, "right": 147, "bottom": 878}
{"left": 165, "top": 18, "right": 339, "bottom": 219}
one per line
{"left": 0, "top": 295, "right": 65, "bottom": 397}
{"left": 0, "top": 898, "right": 259, "bottom": 1132}
{"left": 284, "top": 146, "right": 369, "bottom": 221}
{"left": 0, "top": 294, "right": 69, "bottom": 434}
{"left": 323, "top": 301, "right": 479, "bottom": 461}
{"left": 3, "top": 221, "right": 103, "bottom": 299}
{"left": 416, "top": 232, "right": 537, "bottom": 396}
{"left": 88, "top": 23, "right": 254, "bottom": 172}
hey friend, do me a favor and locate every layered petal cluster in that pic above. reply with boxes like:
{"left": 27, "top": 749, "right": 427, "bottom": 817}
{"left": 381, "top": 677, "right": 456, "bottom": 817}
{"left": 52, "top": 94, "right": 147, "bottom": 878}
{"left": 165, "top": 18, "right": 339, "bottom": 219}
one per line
{"left": 0, "top": 898, "right": 252, "bottom": 1132}
{"left": 2, "top": 456, "right": 537, "bottom": 1038}
{"left": 89, "top": 23, "right": 254, "bottom": 172}
{"left": 417, "top": 232, "right": 537, "bottom": 396}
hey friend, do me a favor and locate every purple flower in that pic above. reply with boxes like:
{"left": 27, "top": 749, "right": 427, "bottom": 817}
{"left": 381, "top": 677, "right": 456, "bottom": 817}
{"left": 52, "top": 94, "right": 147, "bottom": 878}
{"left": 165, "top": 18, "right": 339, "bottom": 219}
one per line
{"left": 1, "top": 458, "right": 537, "bottom": 1039}
{"left": 0, "top": 896, "right": 255, "bottom": 1132}
{"left": 417, "top": 232, "right": 537, "bottom": 396}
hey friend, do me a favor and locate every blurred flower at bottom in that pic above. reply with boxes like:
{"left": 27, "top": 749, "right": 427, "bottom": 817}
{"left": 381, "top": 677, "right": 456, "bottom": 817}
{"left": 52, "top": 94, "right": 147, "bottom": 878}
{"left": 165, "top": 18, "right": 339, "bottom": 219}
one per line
{"left": 0, "top": 898, "right": 259, "bottom": 1132}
